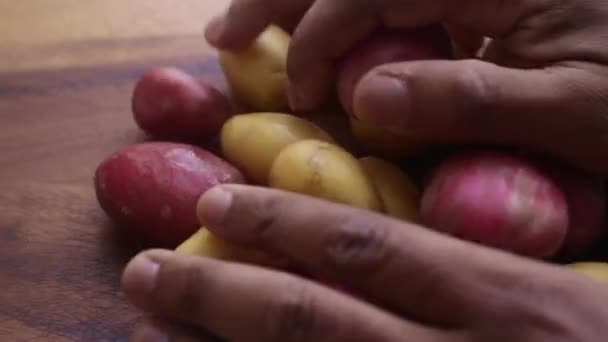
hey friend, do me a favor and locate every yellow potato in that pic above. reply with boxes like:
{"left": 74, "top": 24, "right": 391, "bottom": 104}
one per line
{"left": 568, "top": 262, "right": 608, "bottom": 284}
{"left": 221, "top": 112, "right": 334, "bottom": 184}
{"left": 350, "top": 117, "right": 426, "bottom": 159}
{"left": 359, "top": 156, "right": 420, "bottom": 222}
{"left": 269, "top": 139, "right": 382, "bottom": 211}
{"left": 219, "top": 25, "right": 290, "bottom": 111}
{"left": 175, "top": 228, "right": 286, "bottom": 268}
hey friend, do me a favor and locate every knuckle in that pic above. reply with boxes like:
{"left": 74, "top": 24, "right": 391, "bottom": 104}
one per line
{"left": 227, "top": 190, "right": 283, "bottom": 243}
{"left": 322, "top": 218, "right": 392, "bottom": 275}
{"left": 267, "top": 279, "right": 334, "bottom": 341}
{"left": 479, "top": 275, "right": 566, "bottom": 332}
{"left": 452, "top": 62, "right": 501, "bottom": 130}
{"left": 248, "top": 193, "right": 283, "bottom": 241}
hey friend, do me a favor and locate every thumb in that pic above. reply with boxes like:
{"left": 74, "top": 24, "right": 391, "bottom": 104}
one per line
{"left": 352, "top": 59, "right": 566, "bottom": 145}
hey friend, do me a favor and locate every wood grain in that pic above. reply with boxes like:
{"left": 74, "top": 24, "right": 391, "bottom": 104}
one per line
{"left": 0, "top": 1, "right": 228, "bottom": 340}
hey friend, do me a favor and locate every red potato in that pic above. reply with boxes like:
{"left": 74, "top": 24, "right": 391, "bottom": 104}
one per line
{"left": 94, "top": 142, "right": 245, "bottom": 247}
{"left": 132, "top": 67, "right": 233, "bottom": 142}
{"left": 420, "top": 150, "right": 569, "bottom": 258}
{"left": 337, "top": 25, "right": 453, "bottom": 114}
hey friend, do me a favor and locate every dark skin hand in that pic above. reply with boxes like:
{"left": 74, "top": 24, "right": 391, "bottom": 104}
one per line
{"left": 121, "top": 0, "right": 608, "bottom": 340}
{"left": 123, "top": 185, "right": 608, "bottom": 341}
{"left": 203, "top": 0, "right": 608, "bottom": 176}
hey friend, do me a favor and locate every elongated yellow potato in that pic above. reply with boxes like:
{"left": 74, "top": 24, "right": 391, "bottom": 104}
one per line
{"left": 175, "top": 228, "right": 286, "bottom": 268}
{"left": 568, "top": 262, "right": 608, "bottom": 284}
{"left": 221, "top": 112, "right": 334, "bottom": 184}
{"left": 269, "top": 139, "right": 382, "bottom": 211}
{"left": 219, "top": 25, "right": 290, "bottom": 111}
{"left": 359, "top": 156, "right": 420, "bottom": 222}
{"left": 350, "top": 117, "right": 426, "bottom": 159}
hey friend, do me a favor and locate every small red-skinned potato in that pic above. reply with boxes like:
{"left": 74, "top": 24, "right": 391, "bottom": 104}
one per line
{"left": 337, "top": 26, "right": 452, "bottom": 158}
{"left": 420, "top": 149, "right": 569, "bottom": 258}
{"left": 132, "top": 67, "right": 232, "bottom": 141}
{"left": 94, "top": 142, "right": 245, "bottom": 247}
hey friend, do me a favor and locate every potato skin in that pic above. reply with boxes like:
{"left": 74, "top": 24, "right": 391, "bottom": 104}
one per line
{"left": 132, "top": 67, "right": 232, "bottom": 141}
{"left": 568, "top": 262, "right": 608, "bottom": 284}
{"left": 269, "top": 139, "right": 382, "bottom": 211}
{"left": 221, "top": 113, "right": 334, "bottom": 184}
{"left": 176, "top": 228, "right": 287, "bottom": 268}
{"left": 359, "top": 156, "right": 420, "bottom": 222}
{"left": 219, "top": 25, "right": 290, "bottom": 111}
{"left": 94, "top": 142, "right": 245, "bottom": 247}
{"left": 420, "top": 150, "right": 569, "bottom": 258}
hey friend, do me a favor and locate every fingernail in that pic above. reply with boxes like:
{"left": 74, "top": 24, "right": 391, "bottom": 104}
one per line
{"left": 197, "top": 186, "right": 233, "bottom": 231}
{"left": 131, "top": 321, "right": 169, "bottom": 342}
{"left": 204, "top": 15, "right": 225, "bottom": 46}
{"left": 122, "top": 254, "right": 161, "bottom": 310}
{"left": 353, "top": 73, "right": 411, "bottom": 129}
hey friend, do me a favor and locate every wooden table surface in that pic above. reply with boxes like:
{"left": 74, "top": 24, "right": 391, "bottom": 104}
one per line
{"left": 0, "top": 1, "right": 228, "bottom": 340}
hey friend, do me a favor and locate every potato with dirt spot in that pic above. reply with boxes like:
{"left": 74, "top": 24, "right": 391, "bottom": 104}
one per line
{"left": 94, "top": 142, "right": 245, "bottom": 247}
{"left": 268, "top": 139, "right": 382, "bottom": 211}
{"left": 219, "top": 25, "right": 290, "bottom": 111}
{"left": 221, "top": 112, "right": 334, "bottom": 184}
{"left": 359, "top": 156, "right": 420, "bottom": 222}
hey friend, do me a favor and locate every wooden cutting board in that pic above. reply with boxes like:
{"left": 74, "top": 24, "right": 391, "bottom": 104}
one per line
{"left": 0, "top": 1, "right": 228, "bottom": 340}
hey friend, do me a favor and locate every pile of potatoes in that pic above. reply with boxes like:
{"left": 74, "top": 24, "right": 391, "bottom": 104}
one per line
{"left": 94, "top": 24, "right": 608, "bottom": 283}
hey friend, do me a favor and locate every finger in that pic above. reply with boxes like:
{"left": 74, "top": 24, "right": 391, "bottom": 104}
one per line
{"left": 196, "top": 184, "right": 567, "bottom": 326}
{"left": 353, "top": 59, "right": 608, "bottom": 174}
{"left": 131, "top": 317, "right": 222, "bottom": 342}
{"left": 121, "top": 250, "right": 450, "bottom": 342}
{"left": 285, "top": 0, "right": 548, "bottom": 110}
{"left": 204, "top": 0, "right": 312, "bottom": 49}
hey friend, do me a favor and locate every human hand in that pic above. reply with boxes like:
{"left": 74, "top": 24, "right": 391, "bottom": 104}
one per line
{"left": 122, "top": 185, "right": 608, "bottom": 341}
{"left": 204, "top": 0, "right": 608, "bottom": 175}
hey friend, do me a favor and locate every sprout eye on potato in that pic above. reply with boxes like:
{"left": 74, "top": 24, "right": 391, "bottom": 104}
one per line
{"left": 219, "top": 25, "right": 290, "bottom": 112}
{"left": 220, "top": 112, "right": 334, "bottom": 184}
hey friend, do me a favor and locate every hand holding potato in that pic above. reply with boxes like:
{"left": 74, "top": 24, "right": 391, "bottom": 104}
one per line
{"left": 110, "top": 0, "right": 608, "bottom": 339}
{"left": 122, "top": 185, "right": 608, "bottom": 341}
{"left": 206, "top": 0, "right": 608, "bottom": 175}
